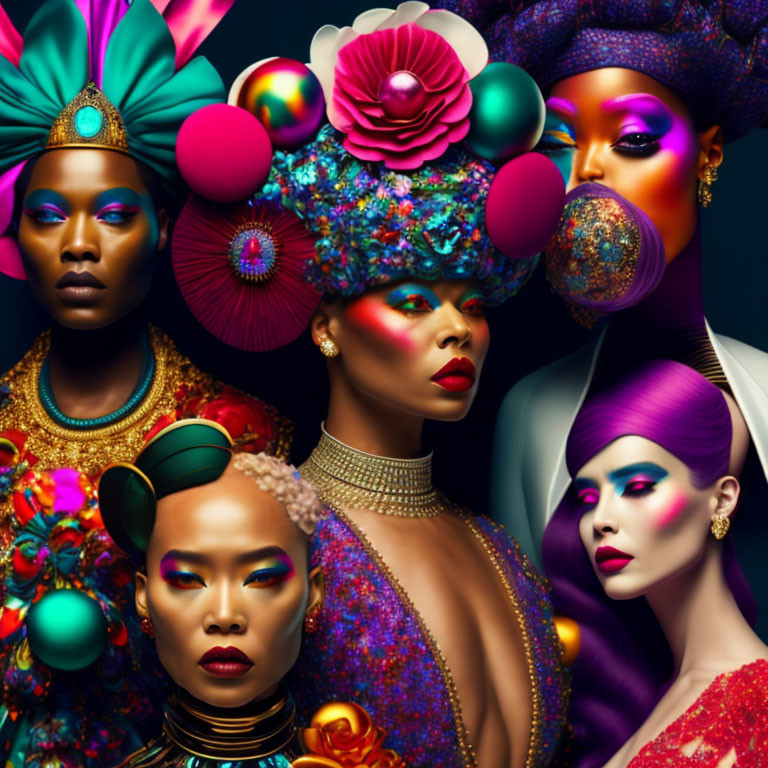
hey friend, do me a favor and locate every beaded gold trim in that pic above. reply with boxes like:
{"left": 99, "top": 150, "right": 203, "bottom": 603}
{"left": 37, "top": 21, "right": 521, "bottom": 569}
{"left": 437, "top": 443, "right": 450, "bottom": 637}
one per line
{"left": 300, "top": 426, "right": 449, "bottom": 518}
{"left": 462, "top": 517, "right": 540, "bottom": 768}
{"left": 329, "top": 504, "right": 477, "bottom": 768}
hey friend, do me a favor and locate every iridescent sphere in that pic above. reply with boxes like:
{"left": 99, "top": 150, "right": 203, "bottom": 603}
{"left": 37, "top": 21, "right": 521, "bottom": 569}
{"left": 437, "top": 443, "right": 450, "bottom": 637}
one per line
{"left": 235, "top": 58, "right": 325, "bottom": 149}
{"left": 26, "top": 589, "right": 108, "bottom": 671}
{"left": 230, "top": 226, "right": 278, "bottom": 282}
{"left": 379, "top": 70, "right": 426, "bottom": 120}
{"left": 466, "top": 62, "right": 545, "bottom": 162}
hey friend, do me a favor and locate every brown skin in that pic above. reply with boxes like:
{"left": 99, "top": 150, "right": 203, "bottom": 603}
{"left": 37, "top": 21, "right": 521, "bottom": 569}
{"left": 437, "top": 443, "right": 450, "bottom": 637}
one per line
{"left": 312, "top": 279, "right": 490, "bottom": 457}
{"left": 548, "top": 68, "right": 723, "bottom": 264}
{"left": 135, "top": 464, "right": 322, "bottom": 709}
{"left": 15, "top": 148, "right": 168, "bottom": 419}
{"left": 311, "top": 278, "right": 532, "bottom": 767}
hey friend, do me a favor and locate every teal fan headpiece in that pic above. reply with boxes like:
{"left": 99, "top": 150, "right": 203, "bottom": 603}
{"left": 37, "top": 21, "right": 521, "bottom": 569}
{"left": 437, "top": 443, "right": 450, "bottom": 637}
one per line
{"left": 0, "top": 0, "right": 226, "bottom": 182}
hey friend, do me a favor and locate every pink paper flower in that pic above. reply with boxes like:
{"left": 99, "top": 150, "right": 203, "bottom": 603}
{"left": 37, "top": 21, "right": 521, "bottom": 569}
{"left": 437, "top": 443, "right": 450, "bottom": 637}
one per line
{"left": 310, "top": 1, "right": 488, "bottom": 170}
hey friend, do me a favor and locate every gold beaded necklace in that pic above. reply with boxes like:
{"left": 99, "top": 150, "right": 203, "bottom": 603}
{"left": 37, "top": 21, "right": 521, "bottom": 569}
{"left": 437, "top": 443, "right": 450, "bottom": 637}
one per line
{"left": 0, "top": 327, "right": 186, "bottom": 476}
{"left": 300, "top": 424, "right": 459, "bottom": 518}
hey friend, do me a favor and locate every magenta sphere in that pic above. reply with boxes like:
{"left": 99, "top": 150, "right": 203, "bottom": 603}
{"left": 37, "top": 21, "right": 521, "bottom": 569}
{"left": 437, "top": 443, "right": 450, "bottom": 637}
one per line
{"left": 486, "top": 153, "right": 565, "bottom": 259}
{"left": 177, "top": 104, "right": 273, "bottom": 203}
{"left": 235, "top": 58, "right": 325, "bottom": 148}
{"left": 379, "top": 70, "right": 427, "bottom": 120}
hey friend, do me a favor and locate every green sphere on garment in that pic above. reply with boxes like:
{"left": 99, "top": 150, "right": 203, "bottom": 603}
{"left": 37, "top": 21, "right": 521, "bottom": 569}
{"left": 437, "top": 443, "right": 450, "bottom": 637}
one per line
{"left": 466, "top": 62, "right": 546, "bottom": 162}
{"left": 26, "top": 589, "right": 108, "bottom": 671}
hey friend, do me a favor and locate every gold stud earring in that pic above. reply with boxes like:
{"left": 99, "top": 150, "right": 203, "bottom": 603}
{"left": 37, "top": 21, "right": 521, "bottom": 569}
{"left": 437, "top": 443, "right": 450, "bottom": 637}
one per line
{"left": 318, "top": 339, "right": 339, "bottom": 358}
{"left": 710, "top": 513, "right": 730, "bottom": 540}
{"left": 698, "top": 164, "right": 718, "bottom": 208}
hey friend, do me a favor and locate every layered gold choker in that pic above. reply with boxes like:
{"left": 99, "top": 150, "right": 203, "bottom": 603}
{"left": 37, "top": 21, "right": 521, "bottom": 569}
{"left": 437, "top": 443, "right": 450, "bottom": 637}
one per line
{"left": 300, "top": 425, "right": 457, "bottom": 518}
{"left": 163, "top": 684, "right": 301, "bottom": 760}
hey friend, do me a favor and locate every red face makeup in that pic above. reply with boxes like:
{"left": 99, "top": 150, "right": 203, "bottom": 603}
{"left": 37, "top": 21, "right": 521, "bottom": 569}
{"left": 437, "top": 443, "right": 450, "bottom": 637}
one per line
{"left": 576, "top": 435, "right": 720, "bottom": 601}
{"left": 329, "top": 279, "right": 490, "bottom": 423}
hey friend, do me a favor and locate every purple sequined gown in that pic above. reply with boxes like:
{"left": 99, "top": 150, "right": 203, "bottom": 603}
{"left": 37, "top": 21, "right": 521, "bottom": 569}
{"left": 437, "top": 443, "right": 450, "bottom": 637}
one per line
{"left": 289, "top": 508, "right": 568, "bottom": 768}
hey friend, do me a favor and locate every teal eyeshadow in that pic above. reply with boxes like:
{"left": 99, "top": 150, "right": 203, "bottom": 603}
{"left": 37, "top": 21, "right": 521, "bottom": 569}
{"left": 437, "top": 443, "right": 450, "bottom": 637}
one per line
{"left": 459, "top": 289, "right": 484, "bottom": 305}
{"left": 385, "top": 283, "right": 441, "bottom": 309}
{"left": 244, "top": 565, "right": 292, "bottom": 585}
{"left": 93, "top": 187, "right": 144, "bottom": 210}
{"left": 541, "top": 113, "right": 576, "bottom": 182}
{"left": 608, "top": 462, "right": 669, "bottom": 495}
{"left": 24, "top": 189, "right": 70, "bottom": 213}
{"left": 94, "top": 186, "right": 157, "bottom": 240}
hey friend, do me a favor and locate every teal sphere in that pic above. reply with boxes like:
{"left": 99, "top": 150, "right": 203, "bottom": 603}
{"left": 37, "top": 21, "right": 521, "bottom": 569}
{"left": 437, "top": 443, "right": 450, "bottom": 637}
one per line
{"left": 466, "top": 63, "right": 545, "bottom": 162}
{"left": 26, "top": 590, "right": 108, "bottom": 671}
{"left": 74, "top": 106, "right": 103, "bottom": 139}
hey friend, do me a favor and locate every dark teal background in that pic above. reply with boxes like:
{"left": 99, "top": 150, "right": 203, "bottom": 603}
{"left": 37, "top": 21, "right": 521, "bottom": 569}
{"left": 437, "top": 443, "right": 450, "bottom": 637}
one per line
{"left": 2, "top": 1, "right": 767, "bottom": 627}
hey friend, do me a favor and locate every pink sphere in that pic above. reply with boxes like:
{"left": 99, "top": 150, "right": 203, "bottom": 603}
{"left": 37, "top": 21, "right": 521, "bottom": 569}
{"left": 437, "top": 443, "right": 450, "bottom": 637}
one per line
{"left": 486, "top": 153, "right": 565, "bottom": 260}
{"left": 379, "top": 70, "right": 427, "bottom": 120}
{"left": 176, "top": 104, "right": 273, "bottom": 202}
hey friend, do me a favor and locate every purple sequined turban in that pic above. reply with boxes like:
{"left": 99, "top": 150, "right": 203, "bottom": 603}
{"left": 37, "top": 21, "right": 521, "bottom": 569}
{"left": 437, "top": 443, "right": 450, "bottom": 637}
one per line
{"left": 434, "top": 0, "right": 768, "bottom": 141}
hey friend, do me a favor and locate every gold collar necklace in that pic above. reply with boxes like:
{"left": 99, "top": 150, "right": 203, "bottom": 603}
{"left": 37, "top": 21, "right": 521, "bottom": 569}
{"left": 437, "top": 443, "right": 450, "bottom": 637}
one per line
{"left": 300, "top": 424, "right": 454, "bottom": 518}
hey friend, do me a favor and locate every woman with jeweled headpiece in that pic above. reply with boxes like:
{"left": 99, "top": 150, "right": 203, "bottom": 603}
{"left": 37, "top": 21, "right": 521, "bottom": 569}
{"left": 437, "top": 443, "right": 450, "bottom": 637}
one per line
{"left": 433, "top": 0, "right": 768, "bottom": 615}
{"left": 169, "top": 3, "right": 569, "bottom": 765}
{"left": 0, "top": 2, "right": 290, "bottom": 765}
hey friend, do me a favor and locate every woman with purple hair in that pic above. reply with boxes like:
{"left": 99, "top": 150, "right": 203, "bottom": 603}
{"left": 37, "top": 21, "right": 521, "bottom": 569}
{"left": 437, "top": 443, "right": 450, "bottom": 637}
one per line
{"left": 545, "top": 359, "right": 768, "bottom": 766}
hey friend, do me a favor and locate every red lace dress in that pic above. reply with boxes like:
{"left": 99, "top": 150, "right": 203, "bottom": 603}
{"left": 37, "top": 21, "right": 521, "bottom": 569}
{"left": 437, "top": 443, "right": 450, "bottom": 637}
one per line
{"left": 629, "top": 659, "right": 768, "bottom": 767}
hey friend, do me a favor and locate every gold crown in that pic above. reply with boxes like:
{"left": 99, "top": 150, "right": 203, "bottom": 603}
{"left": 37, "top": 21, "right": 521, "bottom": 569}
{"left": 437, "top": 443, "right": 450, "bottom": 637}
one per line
{"left": 46, "top": 82, "right": 130, "bottom": 154}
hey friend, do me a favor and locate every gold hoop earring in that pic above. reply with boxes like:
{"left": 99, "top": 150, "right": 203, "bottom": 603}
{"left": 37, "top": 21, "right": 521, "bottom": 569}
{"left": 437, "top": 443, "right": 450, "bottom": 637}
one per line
{"left": 319, "top": 339, "right": 339, "bottom": 358}
{"left": 710, "top": 513, "right": 730, "bottom": 540}
{"left": 698, "top": 164, "right": 718, "bottom": 208}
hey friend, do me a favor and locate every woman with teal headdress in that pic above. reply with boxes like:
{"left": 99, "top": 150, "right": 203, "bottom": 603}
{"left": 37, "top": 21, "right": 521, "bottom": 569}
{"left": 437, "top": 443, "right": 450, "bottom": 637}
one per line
{"left": 0, "top": 2, "right": 289, "bottom": 765}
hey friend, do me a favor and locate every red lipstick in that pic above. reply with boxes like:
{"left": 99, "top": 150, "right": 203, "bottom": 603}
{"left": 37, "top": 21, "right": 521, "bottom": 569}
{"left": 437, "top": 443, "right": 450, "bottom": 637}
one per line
{"left": 595, "top": 546, "right": 634, "bottom": 574}
{"left": 198, "top": 646, "right": 253, "bottom": 677}
{"left": 431, "top": 358, "right": 476, "bottom": 392}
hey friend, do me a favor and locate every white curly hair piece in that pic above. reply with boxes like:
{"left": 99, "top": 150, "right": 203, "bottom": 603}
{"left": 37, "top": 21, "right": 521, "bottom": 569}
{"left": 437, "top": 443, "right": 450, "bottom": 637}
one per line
{"left": 232, "top": 452, "right": 322, "bottom": 534}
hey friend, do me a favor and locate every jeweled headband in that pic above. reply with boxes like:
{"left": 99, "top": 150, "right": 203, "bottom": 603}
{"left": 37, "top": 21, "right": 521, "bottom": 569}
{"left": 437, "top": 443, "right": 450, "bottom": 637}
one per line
{"left": 170, "top": 2, "right": 568, "bottom": 351}
{"left": 435, "top": 0, "right": 768, "bottom": 142}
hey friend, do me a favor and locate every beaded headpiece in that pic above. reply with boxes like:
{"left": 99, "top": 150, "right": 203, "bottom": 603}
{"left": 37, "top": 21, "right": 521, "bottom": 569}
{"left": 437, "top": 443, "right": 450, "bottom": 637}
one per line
{"left": 171, "top": 2, "right": 567, "bottom": 351}
{"left": 435, "top": 0, "right": 768, "bottom": 142}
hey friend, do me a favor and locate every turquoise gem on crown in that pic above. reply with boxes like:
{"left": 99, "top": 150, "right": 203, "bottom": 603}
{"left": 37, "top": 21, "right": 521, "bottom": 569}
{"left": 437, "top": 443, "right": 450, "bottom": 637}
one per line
{"left": 74, "top": 105, "right": 104, "bottom": 139}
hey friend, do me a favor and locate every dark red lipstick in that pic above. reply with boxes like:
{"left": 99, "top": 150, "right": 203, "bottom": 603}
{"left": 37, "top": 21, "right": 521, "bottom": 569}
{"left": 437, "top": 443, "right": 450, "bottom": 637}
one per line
{"left": 595, "top": 546, "right": 634, "bottom": 574}
{"left": 431, "top": 358, "right": 476, "bottom": 392}
{"left": 198, "top": 646, "right": 253, "bottom": 677}
{"left": 55, "top": 271, "right": 106, "bottom": 303}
